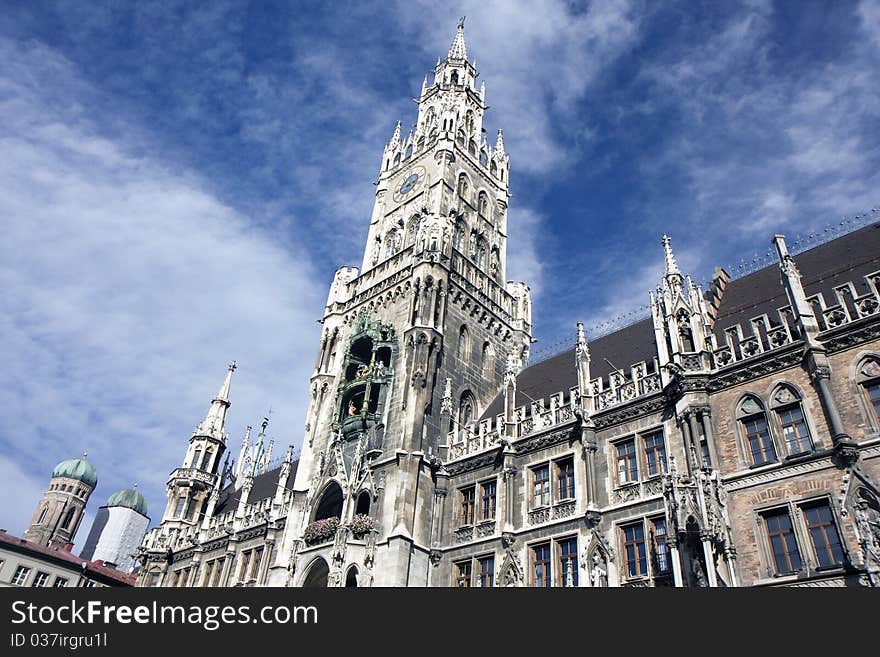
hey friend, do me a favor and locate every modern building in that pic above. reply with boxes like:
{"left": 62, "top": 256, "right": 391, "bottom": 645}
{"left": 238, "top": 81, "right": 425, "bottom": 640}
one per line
{"left": 136, "top": 21, "right": 880, "bottom": 587}
{"left": 80, "top": 487, "right": 150, "bottom": 573}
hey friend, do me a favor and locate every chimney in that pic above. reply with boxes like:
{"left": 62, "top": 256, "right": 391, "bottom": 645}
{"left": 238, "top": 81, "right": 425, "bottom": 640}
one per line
{"left": 63, "top": 543, "right": 74, "bottom": 552}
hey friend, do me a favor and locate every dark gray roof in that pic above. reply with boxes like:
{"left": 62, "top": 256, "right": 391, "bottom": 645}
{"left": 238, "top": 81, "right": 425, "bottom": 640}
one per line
{"left": 481, "top": 221, "right": 880, "bottom": 420}
{"left": 712, "top": 222, "right": 880, "bottom": 338}
{"left": 482, "top": 318, "right": 658, "bottom": 418}
{"left": 213, "top": 460, "right": 299, "bottom": 516}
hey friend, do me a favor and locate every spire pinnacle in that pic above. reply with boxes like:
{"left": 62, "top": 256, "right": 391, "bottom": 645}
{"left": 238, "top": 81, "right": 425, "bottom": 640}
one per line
{"left": 390, "top": 120, "right": 401, "bottom": 146}
{"left": 495, "top": 128, "right": 505, "bottom": 154}
{"left": 197, "top": 363, "right": 235, "bottom": 440}
{"left": 448, "top": 17, "right": 468, "bottom": 61}
{"left": 662, "top": 234, "right": 682, "bottom": 280}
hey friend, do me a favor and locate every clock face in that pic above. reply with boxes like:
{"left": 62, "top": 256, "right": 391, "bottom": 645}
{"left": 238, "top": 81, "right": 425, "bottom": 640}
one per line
{"left": 393, "top": 166, "right": 425, "bottom": 202}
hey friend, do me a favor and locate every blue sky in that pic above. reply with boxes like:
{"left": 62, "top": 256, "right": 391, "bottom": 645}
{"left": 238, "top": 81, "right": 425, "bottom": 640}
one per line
{"left": 1, "top": 0, "right": 878, "bottom": 542}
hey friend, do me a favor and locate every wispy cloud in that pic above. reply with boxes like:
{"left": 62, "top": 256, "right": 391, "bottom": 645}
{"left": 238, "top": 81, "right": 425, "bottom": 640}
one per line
{"left": 0, "top": 37, "right": 324, "bottom": 537}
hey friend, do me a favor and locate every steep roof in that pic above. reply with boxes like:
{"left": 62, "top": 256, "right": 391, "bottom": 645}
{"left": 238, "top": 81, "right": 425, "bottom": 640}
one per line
{"left": 212, "top": 460, "right": 299, "bottom": 516}
{"left": 480, "top": 221, "right": 880, "bottom": 420}
{"left": 712, "top": 221, "right": 880, "bottom": 338}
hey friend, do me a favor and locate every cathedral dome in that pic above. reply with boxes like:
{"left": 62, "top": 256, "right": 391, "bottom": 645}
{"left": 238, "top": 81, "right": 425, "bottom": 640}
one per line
{"left": 107, "top": 487, "right": 148, "bottom": 516}
{"left": 52, "top": 456, "right": 98, "bottom": 488}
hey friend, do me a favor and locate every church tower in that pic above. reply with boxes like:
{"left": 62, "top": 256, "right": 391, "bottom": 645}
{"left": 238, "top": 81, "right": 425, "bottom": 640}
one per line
{"left": 23, "top": 454, "right": 97, "bottom": 549}
{"left": 269, "top": 20, "right": 532, "bottom": 587}
{"left": 160, "top": 362, "right": 235, "bottom": 528}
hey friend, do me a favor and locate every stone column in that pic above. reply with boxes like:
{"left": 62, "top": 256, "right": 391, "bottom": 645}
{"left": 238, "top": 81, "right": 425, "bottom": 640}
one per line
{"left": 668, "top": 533, "right": 684, "bottom": 587}
{"left": 687, "top": 410, "right": 702, "bottom": 470}
{"left": 700, "top": 531, "right": 718, "bottom": 588}
{"left": 697, "top": 406, "right": 719, "bottom": 469}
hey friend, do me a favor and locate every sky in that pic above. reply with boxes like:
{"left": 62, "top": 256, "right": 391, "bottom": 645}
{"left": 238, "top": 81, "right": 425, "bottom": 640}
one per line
{"left": 1, "top": 0, "right": 878, "bottom": 543}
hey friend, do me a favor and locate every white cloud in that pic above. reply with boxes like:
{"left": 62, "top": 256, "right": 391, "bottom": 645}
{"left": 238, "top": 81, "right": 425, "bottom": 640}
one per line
{"left": 0, "top": 38, "right": 325, "bottom": 534}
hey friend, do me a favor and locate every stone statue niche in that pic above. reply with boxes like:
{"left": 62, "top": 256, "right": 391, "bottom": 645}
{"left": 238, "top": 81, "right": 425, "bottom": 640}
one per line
{"left": 683, "top": 517, "right": 709, "bottom": 587}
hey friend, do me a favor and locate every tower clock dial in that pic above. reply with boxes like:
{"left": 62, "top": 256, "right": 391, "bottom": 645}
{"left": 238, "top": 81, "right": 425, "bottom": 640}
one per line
{"left": 393, "top": 166, "right": 426, "bottom": 202}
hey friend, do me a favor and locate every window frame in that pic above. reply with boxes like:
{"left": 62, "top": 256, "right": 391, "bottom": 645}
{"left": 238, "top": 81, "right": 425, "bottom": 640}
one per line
{"left": 643, "top": 430, "right": 667, "bottom": 478}
{"left": 759, "top": 506, "right": 803, "bottom": 576}
{"left": 737, "top": 396, "right": 779, "bottom": 466}
{"left": 477, "top": 554, "right": 495, "bottom": 588}
{"left": 11, "top": 565, "right": 31, "bottom": 586}
{"left": 530, "top": 464, "right": 551, "bottom": 509}
{"left": 615, "top": 437, "right": 639, "bottom": 485}
{"left": 800, "top": 500, "right": 846, "bottom": 570}
{"left": 479, "top": 479, "right": 497, "bottom": 522}
{"left": 530, "top": 541, "right": 552, "bottom": 588}
{"left": 620, "top": 521, "right": 649, "bottom": 580}
{"left": 31, "top": 571, "right": 50, "bottom": 587}
{"left": 454, "top": 559, "right": 472, "bottom": 588}
{"left": 555, "top": 457, "right": 575, "bottom": 501}
{"left": 458, "top": 485, "right": 476, "bottom": 527}
{"left": 856, "top": 356, "right": 880, "bottom": 429}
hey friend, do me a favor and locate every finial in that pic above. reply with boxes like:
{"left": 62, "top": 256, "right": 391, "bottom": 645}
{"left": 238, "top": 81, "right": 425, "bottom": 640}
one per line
{"left": 133, "top": 483, "right": 138, "bottom": 489}
{"left": 458, "top": 16, "right": 465, "bottom": 29}
{"left": 662, "top": 234, "right": 682, "bottom": 279}
{"left": 495, "top": 128, "right": 505, "bottom": 154}
{"left": 261, "top": 415, "right": 269, "bottom": 434}
{"left": 448, "top": 18, "right": 468, "bottom": 60}
{"left": 82, "top": 452, "right": 88, "bottom": 459}
{"left": 228, "top": 360, "right": 237, "bottom": 372}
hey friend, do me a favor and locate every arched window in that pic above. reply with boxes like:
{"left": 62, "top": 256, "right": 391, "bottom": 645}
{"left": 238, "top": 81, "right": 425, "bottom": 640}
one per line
{"left": 465, "top": 111, "right": 475, "bottom": 134}
{"left": 393, "top": 152, "right": 401, "bottom": 167}
{"left": 480, "top": 150, "right": 488, "bottom": 166}
{"left": 61, "top": 507, "right": 76, "bottom": 530}
{"left": 405, "top": 215, "right": 420, "bottom": 247}
{"left": 202, "top": 449, "right": 213, "bottom": 473}
{"left": 478, "top": 191, "right": 489, "bottom": 218}
{"left": 737, "top": 396, "right": 777, "bottom": 465}
{"left": 475, "top": 238, "right": 488, "bottom": 269}
{"left": 450, "top": 70, "right": 459, "bottom": 85}
{"left": 356, "top": 491, "right": 371, "bottom": 516}
{"left": 468, "top": 139, "right": 477, "bottom": 155}
{"left": 457, "top": 325, "right": 471, "bottom": 360}
{"left": 385, "top": 229, "right": 401, "bottom": 259}
{"left": 345, "top": 566, "right": 358, "bottom": 587}
{"left": 453, "top": 216, "right": 467, "bottom": 251}
{"left": 482, "top": 342, "right": 495, "bottom": 377}
{"left": 770, "top": 385, "right": 813, "bottom": 456}
{"left": 456, "top": 129, "right": 466, "bottom": 145}
{"left": 302, "top": 558, "right": 329, "bottom": 588}
{"left": 457, "top": 173, "right": 469, "bottom": 199}
{"left": 857, "top": 356, "right": 880, "bottom": 426}
{"left": 192, "top": 448, "right": 202, "bottom": 470}
{"left": 490, "top": 160, "right": 498, "bottom": 176}
{"left": 37, "top": 506, "right": 48, "bottom": 524}
{"left": 314, "top": 482, "right": 343, "bottom": 521}
{"left": 459, "top": 391, "right": 476, "bottom": 427}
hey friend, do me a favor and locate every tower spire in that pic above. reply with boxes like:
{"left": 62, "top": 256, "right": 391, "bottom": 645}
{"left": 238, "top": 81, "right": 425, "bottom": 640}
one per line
{"left": 448, "top": 17, "right": 468, "bottom": 61}
{"left": 662, "top": 235, "right": 682, "bottom": 280}
{"left": 197, "top": 361, "right": 236, "bottom": 441}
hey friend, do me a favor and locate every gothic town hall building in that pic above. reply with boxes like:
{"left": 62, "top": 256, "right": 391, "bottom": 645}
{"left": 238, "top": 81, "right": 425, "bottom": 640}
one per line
{"left": 136, "top": 23, "right": 880, "bottom": 588}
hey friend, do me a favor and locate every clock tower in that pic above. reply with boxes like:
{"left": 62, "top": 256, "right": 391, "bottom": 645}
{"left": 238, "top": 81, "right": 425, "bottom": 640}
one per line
{"left": 268, "top": 19, "right": 532, "bottom": 587}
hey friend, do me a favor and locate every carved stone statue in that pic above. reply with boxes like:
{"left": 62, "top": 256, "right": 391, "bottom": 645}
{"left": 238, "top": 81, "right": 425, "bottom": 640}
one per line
{"left": 590, "top": 552, "right": 607, "bottom": 587}
{"left": 348, "top": 401, "right": 358, "bottom": 417}
{"left": 691, "top": 555, "right": 708, "bottom": 587}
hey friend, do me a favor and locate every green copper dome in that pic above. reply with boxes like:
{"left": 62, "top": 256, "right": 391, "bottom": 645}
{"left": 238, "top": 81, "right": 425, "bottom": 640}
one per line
{"left": 52, "top": 456, "right": 98, "bottom": 488}
{"left": 107, "top": 487, "right": 148, "bottom": 516}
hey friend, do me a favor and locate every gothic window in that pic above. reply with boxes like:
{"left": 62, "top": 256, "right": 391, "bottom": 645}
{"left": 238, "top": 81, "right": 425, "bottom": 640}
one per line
{"left": 477, "top": 555, "right": 494, "bottom": 587}
{"left": 37, "top": 506, "right": 47, "bottom": 524}
{"left": 478, "top": 191, "right": 489, "bottom": 218}
{"left": 345, "top": 566, "right": 358, "bottom": 587}
{"left": 314, "top": 482, "right": 343, "bottom": 521}
{"left": 203, "top": 448, "right": 213, "bottom": 472}
{"left": 61, "top": 507, "right": 75, "bottom": 530}
{"left": 480, "top": 150, "right": 488, "bottom": 166}
{"left": 459, "top": 391, "right": 476, "bottom": 427}
{"left": 490, "top": 160, "right": 498, "bottom": 176}
{"left": 622, "top": 522, "right": 648, "bottom": 578}
{"left": 737, "top": 396, "right": 778, "bottom": 465}
{"left": 556, "top": 458, "right": 575, "bottom": 500}
{"left": 192, "top": 448, "right": 202, "bottom": 470}
{"left": 762, "top": 508, "right": 802, "bottom": 574}
{"left": 770, "top": 385, "right": 813, "bottom": 456}
{"left": 557, "top": 537, "right": 579, "bottom": 587}
{"left": 531, "top": 464, "right": 550, "bottom": 507}
{"left": 450, "top": 70, "right": 459, "bottom": 85}
{"left": 384, "top": 228, "right": 402, "bottom": 259}
{"left": 475, "top": 237, "right": 487, "bottom": 269}
{"left": 404, "top": 143, "right": 413, "bottom": 160}
{"left": 616, "top": 438, "right": 638, "bottom": 484}
{"left": 802, "top": 502, "right": 844, "bottom": 568}
{"left": 651, "top": 517, "right": 671, "bottom": 575}
{"left": 481, "top": 341, "right": 494, "bottom": 377}
{"left": 405, "top": 215, "right": 420, "bottom": 247}
{"left": 457, "top": 325, "right": 471, "bottom": 360}
{"left": 459, "top": 485, "right": 475, "bottom": 525}
{"left": 464, "top": 110, "right": 474, "bottom": 134}
{"left": 302, "top": 558, "right": 329, "bottom": 588}
{"left": 531, "top": 543, "right": 552, "bottom": 587}
{"left": 356, "top": 491, "right": 371, "bottom": 516}
{"left": 173, "top": 496, "right": 187, "bottom": 518}
{"left": 393, "top": 152, "right": 401, "bottom": 167}
{"left": 857, "top": 356, "right": 880, "bottom": 426}
{"left": 480, "top": 479, "right": 496, "bottom": 521}
{"left": 457, "top": 173, "right": 469, "bottom": 200}
{"left": 680, "top": 325, "right": 696, "bottom": 353}
{"left": 456, "top": 129, "right": 466, "bottom": 145}
{"left": 468, "top": 139, "right": 477, "bottom": 155}
{"left": 453, "top": 216, "right": 467, "bottom": 251}
{"left": 644, "top": 430, "right": 667, "bottom": 476}
{"left": 455, "top": 560, "right": 471, "bottom": 587}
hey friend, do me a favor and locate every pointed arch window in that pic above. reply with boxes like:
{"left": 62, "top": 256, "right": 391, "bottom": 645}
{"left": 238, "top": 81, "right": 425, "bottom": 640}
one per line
{"left": 405, "top": 215, "right": 420, "bottom": 247}
{"left": 450, "top": 70, "right": 459, "bottom": 86}
{"left": 457, "top": 173, "right": 469, "bottom": 200}
{"left": 737, "top": 396, "right": 777, "bottom": 465}
{"left": 459, "top": 391, "right": 476, "bottom": 427}
{"left": 457, "top": 325, "right": 471, "bottom": 360}
{"left": 482, "top": 341, "right": 495, "bottom": 377}
{"left": 478, "top": 191, "right": 489, "bottom": 218}
{"left": 770, "top": 385, "right": 813, "bottom": 456}
{"left": 61, "top": 507, "right": 76, "bottom": 530}
{"left": 385, "top": 229, "right": 402, "bottom": 259}
{"left": 37, "top": 506, "right": 48, "bottom": 524}
{"left": 857, "top": 356, "right": 880, "bottom": 426}
{"left": 192, "top": 448, "right": 203, "bottom": 470}
{"left": 202, "top": 448, "right": 213, "bottom": 473}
